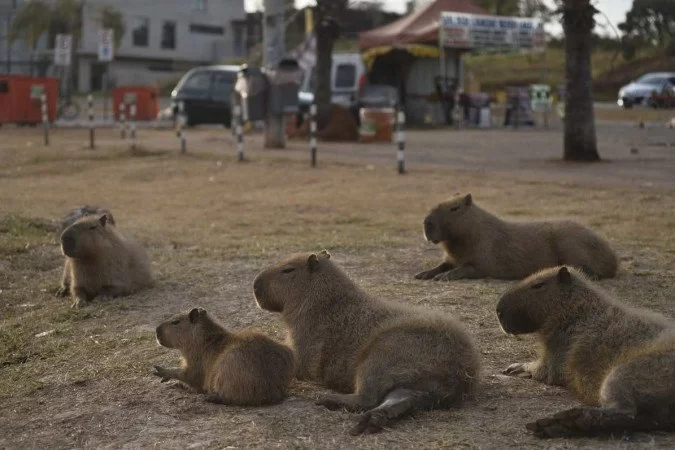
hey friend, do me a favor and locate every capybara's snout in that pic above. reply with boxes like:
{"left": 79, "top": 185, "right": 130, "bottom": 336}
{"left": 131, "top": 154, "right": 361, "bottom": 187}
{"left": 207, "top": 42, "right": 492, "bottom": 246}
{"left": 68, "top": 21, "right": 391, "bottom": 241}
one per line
{"left": 423, "top": 216, "right": 439, "bottom": 244}
{"left": 253, "top": 276, "right": 264, "bottom": 301}
{"left": 60, "top": 232, "right": 76, "bottom": 257}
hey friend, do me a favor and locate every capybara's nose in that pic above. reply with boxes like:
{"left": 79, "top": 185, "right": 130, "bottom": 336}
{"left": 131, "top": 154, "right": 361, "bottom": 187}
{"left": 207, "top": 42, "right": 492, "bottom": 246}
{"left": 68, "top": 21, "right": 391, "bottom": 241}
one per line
{"left": 61, "top": 234, "right": 76, "bottom": 256}
{"left": 253, "top": 278, "right": 264, "bottom": 299}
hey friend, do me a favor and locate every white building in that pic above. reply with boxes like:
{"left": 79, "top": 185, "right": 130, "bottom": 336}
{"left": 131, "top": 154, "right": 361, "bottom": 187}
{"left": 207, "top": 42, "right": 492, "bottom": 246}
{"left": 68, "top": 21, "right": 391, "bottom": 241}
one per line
{"left": 78, "top": 0, "right": 246, "bottom": 92}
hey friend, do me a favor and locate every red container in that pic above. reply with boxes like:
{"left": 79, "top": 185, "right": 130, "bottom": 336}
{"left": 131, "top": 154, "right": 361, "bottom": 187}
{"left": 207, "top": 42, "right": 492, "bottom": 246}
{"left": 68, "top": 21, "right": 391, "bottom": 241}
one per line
{"left": 0, "top": 76, "right": 59, "bottom": 125}
{"left": 112, "top": 85, "right": 159, "bottom": 121}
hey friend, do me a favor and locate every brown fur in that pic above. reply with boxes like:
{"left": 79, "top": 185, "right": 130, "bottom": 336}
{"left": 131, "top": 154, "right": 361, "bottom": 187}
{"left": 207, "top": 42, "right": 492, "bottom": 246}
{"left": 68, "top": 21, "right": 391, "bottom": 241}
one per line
{"left": 59, "top": 205, "right": 115, "bottom": 234}
{"left": 253, "top": 251, "right": 480, "bottom": 434}
{"left": 154, "top": 308, "right": 295, "bottom": 406}
{"left": 416, "top": 193, "right": 619, "bottom": 281}
{"left": 497, "top": 266, "right": 675, "bottom": 438}
{"left": 57, "top": 214, "right": 152, "bottom": 308}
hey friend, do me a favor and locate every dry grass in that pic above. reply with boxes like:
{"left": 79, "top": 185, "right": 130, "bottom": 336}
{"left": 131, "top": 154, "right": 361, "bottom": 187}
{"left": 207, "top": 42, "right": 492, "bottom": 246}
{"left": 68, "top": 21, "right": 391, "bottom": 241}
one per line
{"left": 0, "top": 127, "right": 674, "bottom": 449}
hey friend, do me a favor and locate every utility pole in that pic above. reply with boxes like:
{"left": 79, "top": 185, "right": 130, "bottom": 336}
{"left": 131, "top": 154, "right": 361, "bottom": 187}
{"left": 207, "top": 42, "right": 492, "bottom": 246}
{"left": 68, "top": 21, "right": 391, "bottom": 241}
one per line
{"left": 263, "top": 0, "right": 285, "bottom": 148}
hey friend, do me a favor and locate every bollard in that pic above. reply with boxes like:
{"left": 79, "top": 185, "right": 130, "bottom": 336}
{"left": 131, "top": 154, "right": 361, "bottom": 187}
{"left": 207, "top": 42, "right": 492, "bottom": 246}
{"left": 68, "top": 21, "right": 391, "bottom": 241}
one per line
{"left": 396, "top": 108, "right": 406, "bottom": 174}
{"left": 88, "top": 93, "right": 95, "bottom": 149}
{"left": 41, "top": 93, "right": 49, "bottom": 146}
{"left": 129, "top": 103, "right": 137, "bottom": 151}
{"left": 310, "top": 104, "right": 317, "bottom": 167}
{"left": 120, "top": 102, "right": 127, "bottom": 139}
{"left": 178, "top": 101, "right": 187, "bottom": 153}
{"left": 234, "top": 103, "right": 244, "bottom": 161}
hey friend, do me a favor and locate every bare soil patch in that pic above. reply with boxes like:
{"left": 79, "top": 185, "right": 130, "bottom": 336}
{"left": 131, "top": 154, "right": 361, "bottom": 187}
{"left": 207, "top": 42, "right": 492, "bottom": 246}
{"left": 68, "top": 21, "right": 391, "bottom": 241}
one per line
{"left": 0, "top": 127, "right": 674, "bottom": 449}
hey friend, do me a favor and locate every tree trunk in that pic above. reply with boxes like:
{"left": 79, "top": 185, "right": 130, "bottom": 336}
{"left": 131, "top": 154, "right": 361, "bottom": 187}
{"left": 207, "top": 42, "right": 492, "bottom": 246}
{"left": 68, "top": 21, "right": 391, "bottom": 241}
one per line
{"left": 562, "top": 0, "right": 600, "bottom": 161}
{"left": 314, "top": 20, "right": 334, "bottom": 128}
{"left": 314, "top": 0, "right": 345, "bottom": 128}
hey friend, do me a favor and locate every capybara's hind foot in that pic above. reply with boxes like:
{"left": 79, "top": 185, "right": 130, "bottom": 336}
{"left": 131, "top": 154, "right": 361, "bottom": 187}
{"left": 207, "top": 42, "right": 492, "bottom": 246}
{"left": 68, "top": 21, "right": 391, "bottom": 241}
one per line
{"left": 349, "top": 388, "right": 434, "bottom": 436}
{"left": 351, "top": 410, "right": 387, "bottom": 435}
{"left": 526, "top": 407, "right": 636, "bottom": 438}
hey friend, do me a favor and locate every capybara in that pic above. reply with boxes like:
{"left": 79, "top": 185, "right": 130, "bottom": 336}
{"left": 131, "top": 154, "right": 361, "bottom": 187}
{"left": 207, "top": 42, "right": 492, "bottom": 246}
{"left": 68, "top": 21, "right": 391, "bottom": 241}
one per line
{"left": 253, "top": 250, "right": 480, "bottom": 434}
{"left": 498, "top": 266, "right": 675, "bottom": 438}
{"left": 154, "top": 308, "right": 295, "bottom": 406}
{"left": 57, "top": 214, "right": 152, "bottom": 308}
{"left": 416, "top": 193, "right": 618, "bottom": 281}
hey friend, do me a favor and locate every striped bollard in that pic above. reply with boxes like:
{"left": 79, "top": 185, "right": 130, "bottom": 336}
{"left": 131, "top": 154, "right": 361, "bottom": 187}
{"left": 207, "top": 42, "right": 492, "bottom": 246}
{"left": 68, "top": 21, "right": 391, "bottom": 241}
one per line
{"left": 41, "top": 93, "right": 49, "bottom": 146}
{"left": 129, "top": 103, "right": 137, "bottom": 151}
{"left": 88, "top": 93, "right": 95, "bottom": 149}
{"left": 310, "top": 104, "right": 317, "bottom": 167}
{"left": 120, "top": 103, "right": 127, "bottom": 139}
{"left": 178, "top": 101, "right": 187, "bottom": 154}
{"left": 234, "top": 103, "right": 244, "bottom": 161}
{"left": 396, "top": 108, "right": 406, "bottom": 174}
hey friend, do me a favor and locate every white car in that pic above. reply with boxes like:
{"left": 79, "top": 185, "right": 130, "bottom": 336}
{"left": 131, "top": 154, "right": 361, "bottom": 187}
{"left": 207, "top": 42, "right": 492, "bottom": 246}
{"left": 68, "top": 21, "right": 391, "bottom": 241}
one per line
{"left": 618, "top": 72, "right": 675, "bottom": 108}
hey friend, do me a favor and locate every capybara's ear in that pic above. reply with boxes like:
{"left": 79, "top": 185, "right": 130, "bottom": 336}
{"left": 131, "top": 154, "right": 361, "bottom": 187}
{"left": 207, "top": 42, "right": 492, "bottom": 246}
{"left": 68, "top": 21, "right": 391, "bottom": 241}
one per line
{"left": 319, "top": 250, "right": 331, "bottom": 260}
{"left": 99, "top": 214, "right": 108, "bottom": 227}
{"left": 308, "top": 254, "right": 319, "bottom": 273}
{"left": 557, "top": 266, "right": 572, "bottom": 285}
{"left": 189, "top": 308, "right": 205, "bottom": 323}
{"left": 465, "top": 193, "right": 473, "bottom": 206}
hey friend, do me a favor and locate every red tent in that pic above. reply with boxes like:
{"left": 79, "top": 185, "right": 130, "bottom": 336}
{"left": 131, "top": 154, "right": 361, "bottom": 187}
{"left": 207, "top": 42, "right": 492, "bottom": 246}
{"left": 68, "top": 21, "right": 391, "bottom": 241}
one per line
{"left": 359, "top": 0, "right": 489, "bottom": 51}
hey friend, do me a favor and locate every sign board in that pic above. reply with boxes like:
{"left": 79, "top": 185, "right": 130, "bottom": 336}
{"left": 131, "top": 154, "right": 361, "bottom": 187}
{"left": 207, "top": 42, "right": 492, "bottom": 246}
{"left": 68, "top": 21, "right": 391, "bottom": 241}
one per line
{"left": 530, "top": 84, "right": 551, "bottom": 111}
{"left": 440, "top": 12, "right": 545, "bottom": 52}
{"left": 123, "top": 92, "right": 137, "bottom": 104}
{"left": 30, "top": 84, "right": 45, "bottom": 100}
{"left": 54, "top": 34, "right": 72, "bottom": 66}
{"left": 98, "top": 29, "right": 114, "bottom": 62}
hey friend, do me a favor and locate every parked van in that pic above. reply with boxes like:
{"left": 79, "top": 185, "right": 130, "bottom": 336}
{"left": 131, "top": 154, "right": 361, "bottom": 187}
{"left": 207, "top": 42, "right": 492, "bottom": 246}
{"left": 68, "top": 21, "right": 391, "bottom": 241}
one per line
{"left": 298, "top": 52, "right": 367, "bottom": 111}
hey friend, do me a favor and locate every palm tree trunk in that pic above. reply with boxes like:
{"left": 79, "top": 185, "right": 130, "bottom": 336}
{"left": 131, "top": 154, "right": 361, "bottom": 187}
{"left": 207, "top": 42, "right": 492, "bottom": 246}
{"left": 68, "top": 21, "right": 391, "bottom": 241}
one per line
{"left": 562, "top": 0, "right": 600, "bottom": 161}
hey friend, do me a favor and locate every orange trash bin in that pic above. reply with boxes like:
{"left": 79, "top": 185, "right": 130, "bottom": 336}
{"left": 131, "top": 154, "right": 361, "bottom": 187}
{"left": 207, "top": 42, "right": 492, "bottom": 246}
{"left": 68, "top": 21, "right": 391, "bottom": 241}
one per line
{"left": 0, "top": 75, "right": 59, "bottom": 125}
{"left": 112, "top": 85, "right": 159, "bottom": 121}
{"left": 359, "top": 107, "right": 395, "bottom": 143}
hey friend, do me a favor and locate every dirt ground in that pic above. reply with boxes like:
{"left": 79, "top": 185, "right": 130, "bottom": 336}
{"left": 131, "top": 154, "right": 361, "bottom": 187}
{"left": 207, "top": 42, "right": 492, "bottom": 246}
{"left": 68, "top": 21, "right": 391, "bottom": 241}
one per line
{"left": 1, "top": 125, "right": 674, "bottom": 449}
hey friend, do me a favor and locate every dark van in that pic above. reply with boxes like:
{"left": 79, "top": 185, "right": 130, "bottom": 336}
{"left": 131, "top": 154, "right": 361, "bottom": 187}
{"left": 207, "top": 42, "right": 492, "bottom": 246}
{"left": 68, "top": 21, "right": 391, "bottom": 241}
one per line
{"left": 170, "top": 65, "right": 239, "bottom": 127}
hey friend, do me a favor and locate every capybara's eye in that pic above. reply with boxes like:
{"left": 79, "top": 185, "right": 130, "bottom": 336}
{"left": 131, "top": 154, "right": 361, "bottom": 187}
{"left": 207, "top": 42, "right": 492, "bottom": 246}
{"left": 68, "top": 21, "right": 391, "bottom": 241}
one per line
{"left": 450, "top": 206, "right": 460, "bottom": 212}
{"left": 171, "top": 319, "right": 180, "bottom": 325}
{"left": 88, "top": 225, "right": 97, "bottom": 230}
{"left": 281, "top": 267, "right": 296, "bottom": 274}
{"left": 531, "top": 282, "right": 545, "bottom": 290}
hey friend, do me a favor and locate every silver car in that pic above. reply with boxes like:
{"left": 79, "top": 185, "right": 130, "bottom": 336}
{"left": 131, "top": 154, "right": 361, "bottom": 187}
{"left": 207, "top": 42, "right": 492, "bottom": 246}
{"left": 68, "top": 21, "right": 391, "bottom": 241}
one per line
{"left": 618, "top": 72, "right": 675, "bottom": 108}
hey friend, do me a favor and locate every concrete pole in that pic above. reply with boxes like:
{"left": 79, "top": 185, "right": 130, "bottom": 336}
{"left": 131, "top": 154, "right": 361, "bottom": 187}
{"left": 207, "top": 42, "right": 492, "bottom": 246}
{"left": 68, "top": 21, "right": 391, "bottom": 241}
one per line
{"left": 263, "top": 0, "right": 285, "bottom": 149}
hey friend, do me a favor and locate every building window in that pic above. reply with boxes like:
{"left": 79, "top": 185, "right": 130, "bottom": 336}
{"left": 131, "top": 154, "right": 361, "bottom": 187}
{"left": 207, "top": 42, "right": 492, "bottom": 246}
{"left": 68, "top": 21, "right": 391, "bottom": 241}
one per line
{"left": 161, "top": 21, "right": 176, "bottom": 50}
{"left": 189, "top": 24, "right": 224, "bottom": 35}
{"left": 132, "top": 16, "right": 150, "bottom": 47}
{"left": 194, "top": 0, "right": 207, "bottom": 11}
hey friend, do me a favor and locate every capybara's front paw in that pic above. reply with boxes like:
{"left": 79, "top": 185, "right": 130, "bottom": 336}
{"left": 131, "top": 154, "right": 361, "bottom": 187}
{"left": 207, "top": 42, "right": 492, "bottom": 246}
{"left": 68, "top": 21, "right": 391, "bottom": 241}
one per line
{"left": 71, "top": 296, "right": 89, "bottom": 309}
{"left": 153, "top": 365, "right": 173, "bottom": 383}
{"left": 433, "top": 272, "right": 452, "bottom": 282}
{"left": 55, "top": 285, "right": 70, "bottom": 298}
{"left": 503, "top": 363, "right": 533, "bottom": 378}
{"left": 414, "top": 269, "right": 436, "bottom": 280}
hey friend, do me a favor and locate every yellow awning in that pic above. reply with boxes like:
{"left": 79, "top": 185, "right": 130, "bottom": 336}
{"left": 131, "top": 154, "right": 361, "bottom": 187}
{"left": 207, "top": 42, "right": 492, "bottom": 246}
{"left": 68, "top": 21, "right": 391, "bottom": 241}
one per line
{"left": 362, "top": 44, "right": 440, "bottom": 70}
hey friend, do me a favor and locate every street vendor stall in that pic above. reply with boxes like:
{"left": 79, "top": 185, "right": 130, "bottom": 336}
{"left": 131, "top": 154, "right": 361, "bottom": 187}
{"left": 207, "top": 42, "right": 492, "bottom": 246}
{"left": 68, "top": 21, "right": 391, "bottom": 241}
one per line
{"left": 359, "top": 0, "right": 546, "bottom": 126}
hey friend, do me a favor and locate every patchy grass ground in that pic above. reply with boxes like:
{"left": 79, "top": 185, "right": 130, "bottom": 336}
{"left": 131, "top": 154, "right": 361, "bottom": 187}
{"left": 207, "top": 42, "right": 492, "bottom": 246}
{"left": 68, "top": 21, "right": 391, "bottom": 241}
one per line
{"left": 1, "top": 127, "right": 674, "bottom": 449}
